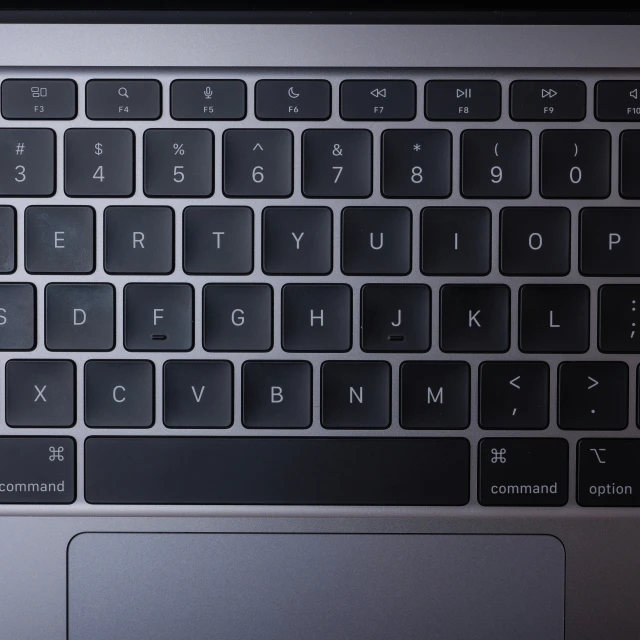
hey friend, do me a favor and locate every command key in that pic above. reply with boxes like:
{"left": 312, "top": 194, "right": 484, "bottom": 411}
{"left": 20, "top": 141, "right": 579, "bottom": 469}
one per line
{"left": 0, "top": 437, "right": 75, "bottom": 504}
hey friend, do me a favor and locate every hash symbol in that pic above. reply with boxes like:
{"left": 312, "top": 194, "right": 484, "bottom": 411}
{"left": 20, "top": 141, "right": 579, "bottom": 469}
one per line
{"left": 15, "top": 143, "right": 25, "bottom": 155}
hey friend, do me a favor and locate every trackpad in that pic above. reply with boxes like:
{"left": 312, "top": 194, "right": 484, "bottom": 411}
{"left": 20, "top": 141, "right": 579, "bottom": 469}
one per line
{"left": 68, "top": 533, "right": 564, "bottom": 640}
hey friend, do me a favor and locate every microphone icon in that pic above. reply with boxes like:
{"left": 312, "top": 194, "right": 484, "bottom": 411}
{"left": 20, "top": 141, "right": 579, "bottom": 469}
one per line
{"left": 203, "top": 86, "right": 213, "bottom": 100}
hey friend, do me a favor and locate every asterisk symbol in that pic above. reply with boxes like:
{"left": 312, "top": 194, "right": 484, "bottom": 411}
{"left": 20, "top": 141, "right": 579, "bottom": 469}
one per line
{"left": 413, "top": 143, "right": 421, "bottom": 152}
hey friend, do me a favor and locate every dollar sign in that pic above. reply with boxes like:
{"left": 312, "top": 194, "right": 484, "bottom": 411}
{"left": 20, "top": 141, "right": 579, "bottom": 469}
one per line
{"left": 94, "top": 142, "right": 103, "bottom": 156}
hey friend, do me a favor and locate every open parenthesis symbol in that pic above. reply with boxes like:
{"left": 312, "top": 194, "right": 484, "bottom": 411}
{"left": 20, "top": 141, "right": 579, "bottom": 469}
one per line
{"left": 494, "top": 143, "right": 499, "bottom": 157}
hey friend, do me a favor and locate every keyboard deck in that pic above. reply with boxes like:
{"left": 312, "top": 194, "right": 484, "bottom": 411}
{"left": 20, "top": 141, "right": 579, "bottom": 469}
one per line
{"left": 1, "top": 68, "right": 639, "bottom": 510}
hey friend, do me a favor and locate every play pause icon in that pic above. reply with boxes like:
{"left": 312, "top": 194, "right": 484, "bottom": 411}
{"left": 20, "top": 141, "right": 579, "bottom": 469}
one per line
{"left": 456, "top": 88, "right": 471, "bottom": 99}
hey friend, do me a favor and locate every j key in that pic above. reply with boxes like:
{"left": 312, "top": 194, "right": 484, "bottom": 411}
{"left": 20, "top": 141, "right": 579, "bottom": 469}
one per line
{"left": 519, "top": 285, "right": 590, "bottom": 353}
{"left": 321, "top": 361, "right": 390, "bottom": 429}
{"left": 45, "top": 284, "right": 115, "bottom": 351}
{"left": 595, "top": 81, "right": 640, "bottom": 121}
{"left": 361, "top": 284, "right": 431, "bottom": 352}
{"left": 0, "top": 284, "right": 36, "bottom": 350}
{"left": 242, "top": 361, "right": 312, "bottom": 428}
{"left": 421, "top": 207, "right": 491, "bottom": 275}
{"left": 558, "top": 362, "right": 628, "bottom": 430}
{"left": 256, "top": 80, "right": 331, "bottom": 121}
{"left": 0, "top": 206, "right": 16, "bottom": 273}
{"left": 104, "top": 206, "right": 173, "bottom": 275}
{"left": 282, "top": 284, "right": 351, "bottom": 352}
{"left": 342, "top": 207, "right": 411, "bottom": 275}
{"left": 425, "top": 80, "right": 501, "bottom": 121}
{"left": 85, "top": 360, "right": 154, "bottom": 427}
{"left": 599, "top": 286, "right": 640, "bottom": 353}
{"left": 0, "top": 128, "right": 55, "bottom": 196}
{"left": 440, "top": 285, "right": 510, "bottom": 353}
{"left": 400, "top": 361, "right": 470, "bottom": 430}
{"left": 5, "top": 360, "right": 75, "bottom": 427}
{"left": 302, "top": 129, "right": 372, "bottom": 198}
{"left": 620, "top": 131, "right": 640, "bottom": 198}
{"left": 25, "top": 206, "right": 94, "bottom": 274}
{"left": 85, "top": 436, "right": 470, "bottom": 505}
{"left": 223, "top": 129, "right": 292, "bottom": 197}
{"left": 540, "top": 130, "right": 611, "bottom": 199}
{"left": 578, "top": 439, "right": 640, "bottom": 507}
{"left": 163, "top": 361, "right": 233, "bottom": 428}
{"left": 203, "top": 284, "right": 273, "bottom": 352}
{"left": 0, "top": 437, "right": 75, "bottom": 504}
{"left": 65, "top": 128, "right": 134, "bottom": 197}
{"left": 340, "top": 80, "right": 416, "bottom": 121}
{"left": 171, "top": 80, "right": 246, "bottom": 120}
{"left": 262, "top": 207, "right": 332, "bottom": 275}
{"left": 2, "top": 79, "right": 77, "bottom": 120}
{"left": 580, "top": 208, "right": 640, "bottom": 275}
{"left": 124, "top": 284, "right": 193, "bottom": 352}
{"left": 144, "top": 129, "right": 213, "bottom": 197}
{"left": 479, "top": 362, "right": 549, "bottom": 430}
{"left": 86, "top": 80, "right": 161, "bottom": 120}
{"left": 500, "top": 207, "right": 570, "bottom": 276}
{"left": 478, "top": 438, "right": 568, "bottom": 506}
{"left": 461, "top": 130, "right": 531, "bottom": 198}
{"left": 510, "top": 81, "right": 586, "bottom": 121}
{"left": 381, "top": 129, "right": 451, "bottom": 198}
{"left": 184, "top": 206, "right": 253, "bottom": 275}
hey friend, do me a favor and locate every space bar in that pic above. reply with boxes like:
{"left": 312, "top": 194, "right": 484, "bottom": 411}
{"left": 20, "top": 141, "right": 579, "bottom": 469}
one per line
{"left": 85, "top": 437, "right": 470, "bottom": 506}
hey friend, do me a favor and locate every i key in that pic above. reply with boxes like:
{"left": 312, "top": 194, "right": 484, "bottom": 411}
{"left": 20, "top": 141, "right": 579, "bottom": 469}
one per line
{"left": 0, "top": 128, "right": 55, "bottom": 196}
{"left": 599, "top": 285, "right": 640, "bottom": 352}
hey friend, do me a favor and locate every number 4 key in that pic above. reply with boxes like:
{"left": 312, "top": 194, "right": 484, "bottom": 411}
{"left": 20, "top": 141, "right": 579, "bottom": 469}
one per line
{"left": 0, "top": 129, "right": 55, "bottom": 196}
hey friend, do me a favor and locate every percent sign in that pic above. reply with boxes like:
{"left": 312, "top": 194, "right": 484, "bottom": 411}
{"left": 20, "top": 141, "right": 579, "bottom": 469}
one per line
{"left": 173, "top": 143, "right": 185, "bottom": 156}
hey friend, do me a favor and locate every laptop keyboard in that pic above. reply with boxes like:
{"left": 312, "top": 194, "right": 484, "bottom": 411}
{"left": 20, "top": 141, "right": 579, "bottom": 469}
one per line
{"left": 1, "top": 71, "right": 640, "bottom": 509}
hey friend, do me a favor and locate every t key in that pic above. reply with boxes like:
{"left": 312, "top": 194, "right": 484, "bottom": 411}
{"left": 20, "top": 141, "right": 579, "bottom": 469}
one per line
{"left": 0, "top": 128, "right": 55, "bottom": 196}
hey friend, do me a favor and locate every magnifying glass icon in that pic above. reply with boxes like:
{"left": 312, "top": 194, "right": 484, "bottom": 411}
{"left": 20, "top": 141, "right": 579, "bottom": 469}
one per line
{"left": 118, "top": 87, "right": 129, "bottom": 99}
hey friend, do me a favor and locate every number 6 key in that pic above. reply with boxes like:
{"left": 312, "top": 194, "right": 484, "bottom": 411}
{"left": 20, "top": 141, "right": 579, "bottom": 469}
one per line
{"left": 0, "top": 128, "right": 55, "bottom": 196}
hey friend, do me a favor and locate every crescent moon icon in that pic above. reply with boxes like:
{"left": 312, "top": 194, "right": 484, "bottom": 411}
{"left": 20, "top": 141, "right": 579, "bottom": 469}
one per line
{"left": 288, "top": 86, "right": 300, "bottom": 99}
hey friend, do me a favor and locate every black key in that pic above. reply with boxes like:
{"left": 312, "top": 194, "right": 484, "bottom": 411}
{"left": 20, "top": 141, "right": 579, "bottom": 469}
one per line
{"left": 0, "top": 437, "right": 75, "bottom": 504}
{"left": 223, "top": 129, "right": 292, "bottom": 197}
{"left": 25, "top": 206, "right": 94, "bottom": 274}
{"left": 440, "top": 285, "right": 510, "bottom": 353}
{"left": 0, "top": 128, "right": 55, "bottom": 196}
{"left": 242, "top": 361, "right": 312, "bottom": 428}
{"left": 5, "top": 360, "right": 75, "bottom": 427}
{"left": 421, "top": 207, "right": 491, "bottom": 275}
{"left": 163, "top": 361, "right": 233, "bottom": 428}
{"left": 85, "top": 437, "right": 470, "bottom": 505}
{"left": 184, "top": 206, "right": 253, "bottom": 275}
{"left": 321, "top": 361, "right": 390, "bottom": 429}
{"left": 342, "top": 207, "right": 411, "bottom": 275}
{"left": 262, "top": 207, "right": 332, "bottom": 275}
{"left": 171, "top": 80, "right": 246, "bottom": 120}
{"left": 86, "top": 80, "right": 161, "bottom": 120}
{"left": 510, "top": 81, "right": 586, "bottom": 121}
{"left": 2, "top": 79, "right": 77, "bottom": 120}
{"left": 124, "top": 284, "right": 193, "bottom": 352}
{"left": 361, "top": 285, "right": 430, "bottom": 352}
{"left": 580, "top": 208, "right": 640, "bottom": 276}
{"left": 479, "top": 362, "right": 549, "bottom": 430}
{"left": 520, "top": 285, "right": 590, "bottom": 353}
{"left": 621, "top": 130, "right": 640, "bottom": 198}
{"left": 599, "top": 285, "right": 640, "bottom": 353}
{"left": 256, "top": 80, "right": 331, "bottom": 121}
{"left": 578, "top": 439, "right": 640, "bottom": 507}
{"left": 340, "top": 80, "right": 416, "bottom": 121}
{"left": 381, "top": 129, "right": 451, "bottom": 198}
{"left": 85, "top": 360, "right": 154, "bottom": 428}
{"left": 426, "top": 80, "right": 501, "bottom": 121}
{"left": 540, "top": 130, "right": 610, "bottom": 199}
{"left": 461, "top": 130, "right": 531, "bottom": 198}
{"left": 302, "top": 129, "right": 372, "bottom": 198}
{"left": 478, "top": 438, "right": 568, "bottom": 506}
{"left": 282, "top": 284, "right": 351, "bottom": 352}
{"left": 595, "top": 81, "right": 640, "bottom": 121}
{"left": 558, "top": 362, "right": 628, "bottom": 430}
{"left": 0, "top": 206, "right": 16, "bottom": 273}
{"left": 500, "top": 207, "right": 570, "bottom": 276}
{"left": 0, "top": 284, "right": 35, "bottom": 350}
{"left": 65, "top": 128, "right": 134, "bottom": 197}
{"left": 104, "top": 206, "right": 174, "bottom": 275}
{"left": 203, "top": 284, "right": 273, "bottom": 352}
{"left": 45, "top": 284, "right": 115, "bottom": 351}
{"left": 144, "top": 129, "right": 213, "bottom": 197}
{"left": 400, "top": 361, "right": 470, "bottom": 430}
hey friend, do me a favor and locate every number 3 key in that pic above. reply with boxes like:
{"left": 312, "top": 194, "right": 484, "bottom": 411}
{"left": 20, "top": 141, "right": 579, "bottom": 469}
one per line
{"left": 0, "top": 128, "right": 55, "bottom": 196}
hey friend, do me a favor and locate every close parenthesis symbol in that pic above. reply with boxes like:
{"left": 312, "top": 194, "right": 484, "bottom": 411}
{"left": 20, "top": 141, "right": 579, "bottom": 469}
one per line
{"left": 494, "top": 143, "right": 499, "bottom": 157}
{"left": 574, "top": 143, "right": 579, "bottom": 157}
